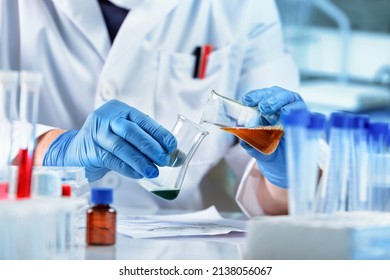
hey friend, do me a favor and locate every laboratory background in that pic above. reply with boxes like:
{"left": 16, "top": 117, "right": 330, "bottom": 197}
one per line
{"left": 277, "top": 0, "right": 390, "bottom": 117}
{"left": 1, "top": 0, "right": 390, "bottom": 262}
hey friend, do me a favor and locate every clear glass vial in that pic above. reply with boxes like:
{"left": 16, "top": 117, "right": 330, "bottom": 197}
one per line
{"left": 86, "top": 187, "right": 116, "bottom": 246}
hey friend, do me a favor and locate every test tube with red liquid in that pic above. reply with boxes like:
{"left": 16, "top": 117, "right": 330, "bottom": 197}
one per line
{"left": 16, "top": 71, "right": 42, "bottom": 199}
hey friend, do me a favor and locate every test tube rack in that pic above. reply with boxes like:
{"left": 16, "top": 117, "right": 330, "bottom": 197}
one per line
{"left": 245, "top": 212, "right": 390, "bottom": 260}
{"left": 0, "top": 196, "right": 86, "bottom": 260}
{"left": 0, "top": 166, "right": 89, "bottom": 259}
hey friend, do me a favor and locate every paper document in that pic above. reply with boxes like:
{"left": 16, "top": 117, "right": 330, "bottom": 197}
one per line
{"left": 116, "top": 206, "right": 246, "bottom": 239}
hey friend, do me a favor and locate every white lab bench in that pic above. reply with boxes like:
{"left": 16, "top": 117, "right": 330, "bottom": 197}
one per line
{"left": 81, "top": 231, "right": 246, "bottom": 260}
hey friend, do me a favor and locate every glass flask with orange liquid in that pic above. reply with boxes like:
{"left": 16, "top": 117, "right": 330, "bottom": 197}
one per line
{"left": 200, "top": 90, "right": 283, "bottom": 155}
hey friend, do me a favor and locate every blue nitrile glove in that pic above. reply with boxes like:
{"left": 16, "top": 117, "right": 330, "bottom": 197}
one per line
{"left": 43, "top": 99, "right": 177, "bottom": 182}
{"left": 240, "top": 86, "right": 307, "bottom": 188}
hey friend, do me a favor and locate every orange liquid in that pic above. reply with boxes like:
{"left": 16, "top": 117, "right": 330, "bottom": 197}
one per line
{"left": 221, "top": 126, "right": 283, "bottom": 155}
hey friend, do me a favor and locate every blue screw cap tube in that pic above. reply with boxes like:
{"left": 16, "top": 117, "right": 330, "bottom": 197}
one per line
{"left": 304, "top": 112, "right": 326, "bottom": 214}
{"left": 367, "top": 122, "right": 389, "bottom": 212}
{"left": 368, "top": 122, "right": 389, "bottom": 154}
{"left": 387, "top": 129, "right": 390, "bottom": 151}
{"left": 283, "top": 108, "right": 310, "bottom": 216}
{"left": 347, "top": 114, "right": 370, "bottom": 211}
{"left": 387, "top": 129, "right": 390, "bottom": 152}
{"left": 318, "top": 112, "right": 353, "bottom": 214}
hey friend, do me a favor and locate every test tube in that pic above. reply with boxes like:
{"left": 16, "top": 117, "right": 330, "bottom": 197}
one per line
{"left": 304, "top": 112, "right": 326, "bottom": 214}
{"left": 387, "top": 128, "right": 390, "bottom": 152}
{"left": 347, "top": 114, "right": 369, "bottom": 211}
{"left": 16, "top": 71, "right": 42, "bottom": 199}
{"left": 318, "top": 112, "right": 352, "bottom": 213}
{"left": 0, "top": 71, "right": 19, "bottom": 200}
{"left": 368, "top": 122, "right": 388, "bottom": 154}
{"left": 367, "top": 122, "right": 389, "bottom": 212}
{"left": 283, "top": 108, "right": 310, "bottom": 216}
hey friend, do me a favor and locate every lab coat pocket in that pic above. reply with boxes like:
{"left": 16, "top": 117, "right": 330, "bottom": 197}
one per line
{"left": 155, "top": 44, "right": 243, "bottom": 165}
{"left": 155, "top": 44, "right": 243, "bottom": 122}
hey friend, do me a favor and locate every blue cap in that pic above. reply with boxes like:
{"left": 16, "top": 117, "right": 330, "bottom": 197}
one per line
{"left": 307, "top": 112, "right": 326, "bottom": 130}
{"left": 282, "top": 108, "right": 309, "bottom": 126}
{"left": 351, "top": 114, "right": 370, "bottom": 129}
{"left": 329, "top": 112, "right": 353, "bottom": 128}
{"left": 90, "top": 187, "right": 113, "bottom": 205}
{"left": 368, "top": 122, "right": 389, "bottom": 141}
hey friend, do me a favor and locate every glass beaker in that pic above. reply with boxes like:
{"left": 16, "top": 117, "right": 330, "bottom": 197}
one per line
{"left": 139, "top": 114, "right": 209, "bottom": 200}
{"left": 200, "top": 90, "right": 283, "bottom": 155}
{"left": 16, "top": 71, "right": 43, "bottom": 199}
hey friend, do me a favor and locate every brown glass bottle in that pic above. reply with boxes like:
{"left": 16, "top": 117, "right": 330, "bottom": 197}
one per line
{"left": 86, "top": 187, "right": 116, "bottom": 246}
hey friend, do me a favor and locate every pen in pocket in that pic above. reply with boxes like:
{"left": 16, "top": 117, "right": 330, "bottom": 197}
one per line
{"left": 193, "top": 46, "right": 201, "bottom": 79}
{"left": 193, "top": 45, "right": 213, "bottom": 79}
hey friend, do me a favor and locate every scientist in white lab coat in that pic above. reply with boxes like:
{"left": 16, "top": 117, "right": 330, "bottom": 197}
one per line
{"left": 0, "top": 0, "right": 305, "bottom": 215}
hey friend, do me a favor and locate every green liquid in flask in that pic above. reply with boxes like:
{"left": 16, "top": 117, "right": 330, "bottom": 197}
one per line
{"left": 151, "top": 189, "right": 180, "bottom": 200}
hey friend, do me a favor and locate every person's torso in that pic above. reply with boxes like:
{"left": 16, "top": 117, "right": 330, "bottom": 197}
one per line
{"left": 2, "top": 0, "right": 274, "bottom": 209}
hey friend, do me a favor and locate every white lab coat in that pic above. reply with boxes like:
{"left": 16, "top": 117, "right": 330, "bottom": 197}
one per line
{"left": 0, "top": 0, "right": 299, "bottom": 212}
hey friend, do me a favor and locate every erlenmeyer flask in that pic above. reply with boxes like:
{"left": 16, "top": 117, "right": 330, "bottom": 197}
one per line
{"left": 139, "top": 114, "right": 209, "bottom": 200}
{"left": 200, "top": 90, "right": 283, "bottom": 155}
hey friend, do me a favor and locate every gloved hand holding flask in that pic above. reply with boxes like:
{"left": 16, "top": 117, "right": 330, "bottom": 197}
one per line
{"left": 240, "top": 86, "right": 307, "bottom": 189}
{"left": 43, "top": 100, "right": 177, "bottom": 182}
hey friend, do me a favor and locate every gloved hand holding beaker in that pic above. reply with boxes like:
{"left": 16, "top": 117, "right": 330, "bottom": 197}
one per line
{"left": 43, "top": 99, "right": 177, "bottom": 182}
{"left": 240, "top": 86, "right": 307, "bottom": 189}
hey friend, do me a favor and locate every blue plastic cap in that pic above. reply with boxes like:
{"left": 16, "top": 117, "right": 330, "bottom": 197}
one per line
{"left": 351, "top": 114, "right": 370, "bottom": 129}
{"left": 282, "top": 108, "right": 309, "bottom": 126}
{"left": 90, "top": 187, "right": 113, "bottom": 205}
{"left": 307, "top": 112, "right": 326, "bottom": 130}
{"left": 368, "top": 122, "right": 389, "bottom": 140}
{"left": 329, "top": 112, "right": 353, "bottom": 128}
